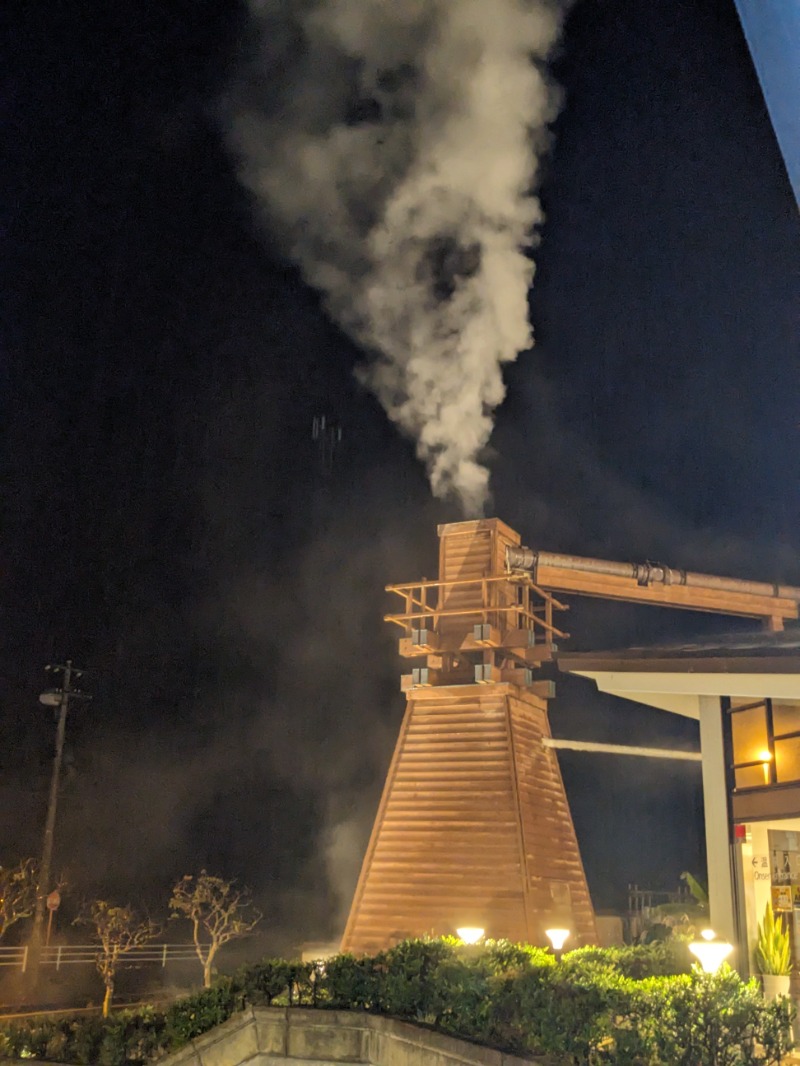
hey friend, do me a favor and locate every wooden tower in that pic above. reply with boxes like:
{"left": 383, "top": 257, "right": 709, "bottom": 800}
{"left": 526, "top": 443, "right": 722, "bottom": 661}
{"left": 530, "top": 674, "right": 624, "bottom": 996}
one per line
{"left": 341, "top": 518, "right": 597, "bottom": 954}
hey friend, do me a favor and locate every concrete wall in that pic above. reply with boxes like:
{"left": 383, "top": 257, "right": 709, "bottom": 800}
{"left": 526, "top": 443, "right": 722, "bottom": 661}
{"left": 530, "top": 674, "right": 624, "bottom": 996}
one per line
{"left": 159, "top": 1008, "right": 552, "bottom": 1066}
{"left": 698, "top": 695, "right": 737, "bottom": 949}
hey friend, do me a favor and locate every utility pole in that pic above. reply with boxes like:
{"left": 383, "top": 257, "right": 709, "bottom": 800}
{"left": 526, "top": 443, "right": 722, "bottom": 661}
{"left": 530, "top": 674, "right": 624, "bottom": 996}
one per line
{"left": 30, "top": 661, "right": 91, "bottom": 957}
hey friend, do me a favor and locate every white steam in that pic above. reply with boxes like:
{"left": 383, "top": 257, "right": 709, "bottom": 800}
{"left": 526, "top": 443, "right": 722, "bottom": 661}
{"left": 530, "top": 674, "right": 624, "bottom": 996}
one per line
{"left": 226, "top": 0, "right": 566, "bottom": 514}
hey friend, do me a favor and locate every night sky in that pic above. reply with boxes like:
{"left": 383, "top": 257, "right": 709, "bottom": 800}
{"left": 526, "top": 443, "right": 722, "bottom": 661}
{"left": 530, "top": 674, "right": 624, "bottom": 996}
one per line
{"left": 4, "top": 0, "right": 798, "bottom": 949}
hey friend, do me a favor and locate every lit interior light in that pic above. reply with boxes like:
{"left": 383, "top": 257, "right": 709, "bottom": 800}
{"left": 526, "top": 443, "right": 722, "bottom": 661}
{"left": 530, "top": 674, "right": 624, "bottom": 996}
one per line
{"left": 759, "top": 750, "right": 773, "bottom": 783}
{"left": 545, "top": 928, "right": 570, "bottom": 952}
{"left": 456, "top": 927, "right": 484, "bottom": 945}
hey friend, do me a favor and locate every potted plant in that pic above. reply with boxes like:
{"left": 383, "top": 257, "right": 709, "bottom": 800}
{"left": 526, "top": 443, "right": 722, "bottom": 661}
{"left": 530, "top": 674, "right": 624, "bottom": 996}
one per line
{"left": 757, "top": 901, "right": 792, "bottom": 999}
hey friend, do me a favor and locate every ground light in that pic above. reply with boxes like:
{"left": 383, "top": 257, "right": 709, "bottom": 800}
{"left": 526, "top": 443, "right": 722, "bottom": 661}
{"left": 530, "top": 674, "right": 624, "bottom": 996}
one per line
{"left": 689, "top": 928, "right": 733, "bottom": 973}
{"left": 456, "top": 927, "right": 485, "bottom": 945}
{"left": 545, "top": 928, "right": 570, "bottom": 953}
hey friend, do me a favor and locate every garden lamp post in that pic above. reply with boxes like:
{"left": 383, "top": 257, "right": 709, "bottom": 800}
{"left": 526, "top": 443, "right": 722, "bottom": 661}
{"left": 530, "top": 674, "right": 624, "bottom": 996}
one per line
{"left": 546, "top": 928, "right": 571, "bottom": 959}
{"left": 456, "top": 927, "right": 485, "bottom": 945}
{"left": 689, "top": 928, "right": 733, "bottom": 973}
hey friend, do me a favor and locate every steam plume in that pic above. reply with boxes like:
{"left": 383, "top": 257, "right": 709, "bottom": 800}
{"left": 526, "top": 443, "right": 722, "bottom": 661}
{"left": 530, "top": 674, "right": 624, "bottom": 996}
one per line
{"left": 226, "top": 0, "right": 566, "bottom": 513}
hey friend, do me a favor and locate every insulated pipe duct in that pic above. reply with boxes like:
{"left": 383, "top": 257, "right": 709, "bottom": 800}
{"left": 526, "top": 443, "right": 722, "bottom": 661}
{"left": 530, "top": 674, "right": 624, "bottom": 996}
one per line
{"left": 542, "top": 737, "right": 701, "bottom": 762}
{"left": 506, "top": 546, "right": 800, "bottom": 603}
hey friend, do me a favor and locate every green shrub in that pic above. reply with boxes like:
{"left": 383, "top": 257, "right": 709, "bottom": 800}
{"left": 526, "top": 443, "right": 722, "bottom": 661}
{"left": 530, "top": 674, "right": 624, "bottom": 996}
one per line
{"left": 104, "top": 1008, "right": 168, "bottom": 1065}
{"left": 67, "top": 1014, "right": 107, "bottom": 1065}
{"left": 562, "top": 940, "right": 691, "bottom": 979}
{"left": 758, "top": 993, "right": 796, "bottom": 1063}
{"left": 0, "top": 1018, "right": 69, "bottom": 1061}
{"left": 617, "top": 967, "right": 795, "bottom": 1066}
{"left": 375, "top": 937, "right": 456, "bottom": 1018}
{"left": 164, "top": 976, "right": 243, "bottom": 1047}
{"left": 284, "top": 960, "right": 316, "bottom": 1006}
{"left": 0, "top": 940, "right": 793, "bottom": 1066}
{"left": 235, "top": 957, "right": 296, "bottom": 1005}
{"left": 535, "top": 963, "right": 636, "bottom": 1064}
{"left": 480, "top": 938, "right": 553, "bottom": 974}
{"left": 425, "top": 953, "right": 493, "bottom": 1037}
{"left": 482, "top": 961, "right": 555, "bottom": 1053}
{"left": 97, "top": 1021, "right": 127, "bottom": 1066}
{"left": 321, "top": 953, "right": 381, "bottom": 1010}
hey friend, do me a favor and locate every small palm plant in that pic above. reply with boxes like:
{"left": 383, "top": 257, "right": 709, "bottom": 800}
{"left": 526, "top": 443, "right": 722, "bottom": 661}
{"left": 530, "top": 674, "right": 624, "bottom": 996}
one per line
{"left": 757, "top": 902, "right": 792, "bottom": 975}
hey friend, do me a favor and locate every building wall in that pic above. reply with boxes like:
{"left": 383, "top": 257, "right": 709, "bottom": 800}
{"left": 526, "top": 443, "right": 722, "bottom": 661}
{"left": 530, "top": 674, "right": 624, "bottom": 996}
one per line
{"left": 698, "top": 695, "right": 737, "bottom": 948}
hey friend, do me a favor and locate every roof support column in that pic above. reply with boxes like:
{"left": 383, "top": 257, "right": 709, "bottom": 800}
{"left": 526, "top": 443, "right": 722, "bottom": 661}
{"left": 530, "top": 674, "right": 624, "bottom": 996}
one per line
{"left": 698, "top": 695, "right": 737, "bottom": 954}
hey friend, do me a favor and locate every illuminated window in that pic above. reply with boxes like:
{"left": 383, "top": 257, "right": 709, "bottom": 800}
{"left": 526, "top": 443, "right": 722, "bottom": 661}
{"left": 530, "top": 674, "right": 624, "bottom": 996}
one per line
{"left": 773, "top": 702, "right": 800, "bottom": 737}
{"left": 729, "top": 699, "right": 800, "bottom": 790}
{"left": 735, "top": 763, "right": 771, "bottom": 789}
{"left": 773, "top": 701, "right": 800, "bottom": 784}
{"left": 775, "top": 737, "right": 800, "bottom": 783}
{"left": 731, "top": 703, "right": 768, "bottom": 759}
{"left": 730, "top": 701, "right": 770, "bottom": 788}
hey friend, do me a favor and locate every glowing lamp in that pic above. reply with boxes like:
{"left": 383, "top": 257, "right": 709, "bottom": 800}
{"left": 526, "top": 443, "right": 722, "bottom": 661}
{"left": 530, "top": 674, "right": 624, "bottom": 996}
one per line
{"left": 456, "top": 927, "right": 485, "bottom": 945}
{"left": 759, "top": 750, "right": 773, "bottom": 784}
{"left": 545, "top": 928, "right": 570, "bottom": 952}
{"left": 689, "top": 930, "right": 733, "bottom": 973}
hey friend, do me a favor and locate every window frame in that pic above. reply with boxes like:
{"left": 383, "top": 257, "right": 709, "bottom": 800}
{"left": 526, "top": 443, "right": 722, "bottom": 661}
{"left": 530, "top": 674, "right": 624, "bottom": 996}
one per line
{"left": 728, "top": 697, "right": 800, "bottom": 791}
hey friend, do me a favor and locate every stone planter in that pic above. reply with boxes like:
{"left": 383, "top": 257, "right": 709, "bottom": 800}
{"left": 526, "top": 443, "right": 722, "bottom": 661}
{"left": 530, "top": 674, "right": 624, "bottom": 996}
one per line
{"left": 761, "top": 973, "right": 791, "bottom": 1000}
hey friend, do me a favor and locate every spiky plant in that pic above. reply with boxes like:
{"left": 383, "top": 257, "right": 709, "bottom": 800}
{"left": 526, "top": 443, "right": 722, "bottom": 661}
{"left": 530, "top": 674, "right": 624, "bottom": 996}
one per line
{"left": 756, "top": 902, "right": 792, "bottom": 975}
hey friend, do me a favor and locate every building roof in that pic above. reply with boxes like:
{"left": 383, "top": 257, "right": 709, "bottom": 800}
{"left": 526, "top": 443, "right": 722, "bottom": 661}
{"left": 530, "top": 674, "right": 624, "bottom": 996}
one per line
{"left": 557, "top": 628, "right": 800, "bottom": 718}
{"left": 734, "top": 0, "right": 800, "bottom": 209}
{"left": 559, "top": 629, "right": 800, "bottom": 672}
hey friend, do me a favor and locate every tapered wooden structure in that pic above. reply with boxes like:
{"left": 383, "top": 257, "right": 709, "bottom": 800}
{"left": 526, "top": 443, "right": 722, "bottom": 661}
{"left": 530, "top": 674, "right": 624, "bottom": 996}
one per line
{"left": 342, "top": 519, "right": 597, "bottom": 954}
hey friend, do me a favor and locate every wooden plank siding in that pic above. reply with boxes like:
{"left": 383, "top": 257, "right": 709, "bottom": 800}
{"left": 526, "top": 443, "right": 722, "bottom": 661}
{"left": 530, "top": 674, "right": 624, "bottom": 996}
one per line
{"left": 342, "top": 520, "right": 596, "bottom": 955}
{"left": 437, "top": 520, "right": 521, "bottom": 639}
{"left": 341, "top": 685, "right": 596, "bottom": 953}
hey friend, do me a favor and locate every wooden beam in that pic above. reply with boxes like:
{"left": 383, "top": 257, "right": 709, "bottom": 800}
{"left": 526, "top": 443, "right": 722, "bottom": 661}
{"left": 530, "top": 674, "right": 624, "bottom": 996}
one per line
{"left": 398, "top": 633, "right": 557, "bottom": 660}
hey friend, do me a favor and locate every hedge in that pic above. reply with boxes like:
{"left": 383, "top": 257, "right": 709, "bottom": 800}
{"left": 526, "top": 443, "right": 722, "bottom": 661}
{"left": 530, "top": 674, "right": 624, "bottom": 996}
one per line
{"left": 0, "top": 939, "right": 793, "bottom": 1066}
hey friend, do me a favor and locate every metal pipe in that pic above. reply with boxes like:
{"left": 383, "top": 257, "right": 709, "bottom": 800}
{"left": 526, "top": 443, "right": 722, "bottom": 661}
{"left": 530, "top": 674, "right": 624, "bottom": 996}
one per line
{"left": 543, "top": 737, "right": 701, "bottom": 761}
{"left": 506, "top": 546, "right": 800, "bottom": 603}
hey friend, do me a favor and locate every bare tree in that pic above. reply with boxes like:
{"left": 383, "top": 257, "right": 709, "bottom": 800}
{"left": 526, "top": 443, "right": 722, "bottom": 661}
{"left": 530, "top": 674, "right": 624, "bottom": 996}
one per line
{"left": 0, "top": 859, "right": 38, "bottom": 941}
{"left": 170, "top": 872, "right": 261, "bottom": 987}
{"left": 76, "top": 901, "right": 160, "bottom": 1016}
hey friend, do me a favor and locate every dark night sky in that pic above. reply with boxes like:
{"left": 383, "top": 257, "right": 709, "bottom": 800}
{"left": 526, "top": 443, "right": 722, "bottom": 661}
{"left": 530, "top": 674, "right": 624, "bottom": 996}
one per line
{"left": 3, "top": 0, "right": 798, "bottom": 948}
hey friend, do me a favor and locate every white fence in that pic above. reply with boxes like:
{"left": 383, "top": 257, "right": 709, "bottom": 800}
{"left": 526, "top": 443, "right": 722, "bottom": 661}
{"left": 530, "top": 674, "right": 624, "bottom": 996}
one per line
{"left": 0, "top": 944, "right": 199, "bottom": 973}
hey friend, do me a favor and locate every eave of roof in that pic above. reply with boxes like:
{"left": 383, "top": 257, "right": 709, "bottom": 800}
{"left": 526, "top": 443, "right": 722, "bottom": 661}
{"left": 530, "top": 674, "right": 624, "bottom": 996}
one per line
{"left": 556, "top": 638, "right": 800, "bottom": 717}
{"left": 557, "top": 653, "right": 800, "bottom": 675}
